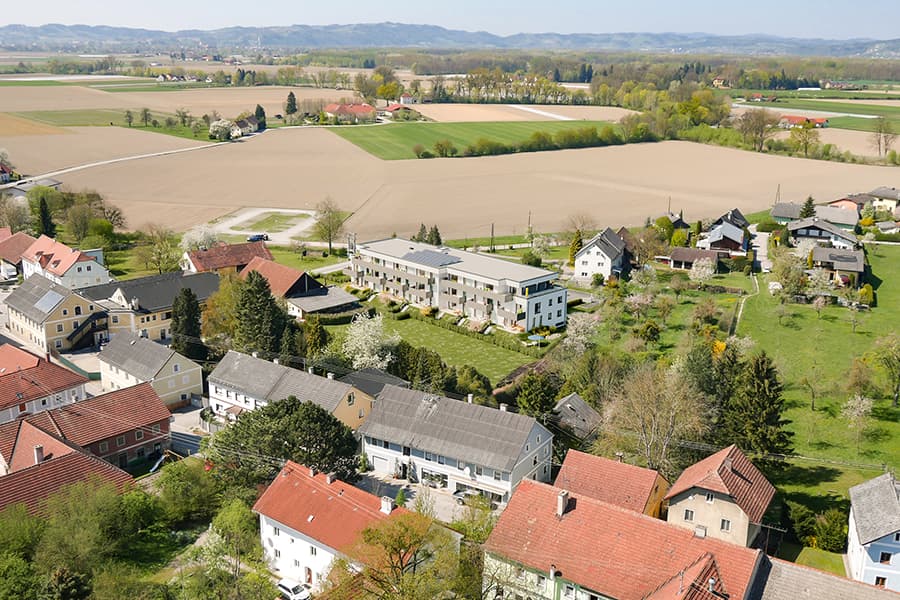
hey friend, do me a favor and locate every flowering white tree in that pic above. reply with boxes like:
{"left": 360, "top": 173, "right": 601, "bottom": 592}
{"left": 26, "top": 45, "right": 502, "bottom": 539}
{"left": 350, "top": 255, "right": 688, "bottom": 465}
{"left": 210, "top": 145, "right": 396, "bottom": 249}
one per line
{"left": 807, "top": 268, "right": 831, "bottom": 292}
{"left": 841, "top": 393, "right": 873, "bottom": 454}
{"left": 630, "top": 266, "right": 657, "bottom": 289}
{"left": 560, "top": 313, "right": 600, "bottom": 355}
{"left": 793, "top": 238, "right": 818, "bottom": 261}
{"left": 209, "top": 119, "right": 239, "bottom": 141}
{"left": 625, "top": 293, "right": 653, "bottom": 319}
{"left": 532, "top": 235, "right": 551, "bottom": 258}
{"left": 342, "top": 312, "right": 400, "bottom": 370}
{"left": 689, "top": 257, "right": 715, "bottom": 287}
{"left": 180, "top": 225, "right": 220, "bottom": 251}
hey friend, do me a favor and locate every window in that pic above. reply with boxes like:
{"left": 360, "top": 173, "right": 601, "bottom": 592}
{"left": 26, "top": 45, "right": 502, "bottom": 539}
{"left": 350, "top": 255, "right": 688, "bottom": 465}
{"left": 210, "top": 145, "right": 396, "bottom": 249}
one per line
{"left": 74, "top": 306, "right": 82, "bottom": 316}
{"left": 151, "top": 424, "right": 161, "bottom": 433}
{"left": 41, "top": 398, "right": 47, "bottom": 406}
{"left": 533, "top": 456, "right": 538, "bottom": 466}
{"left": 515, "top": 567, "right": 525, "bottom": 579}
{"left": 116, "top": 436, "right": 125, "bottom": 447}
{"left": 425, "top": 452, "right": 434, "bottom": 462}
{"left": 880, "top": 552, "right": 892, "bottom": 565}
{"left": 111, "top": 315, "right": 119, "bottom": 324}
{"left": 72, "top": 320, "right": 79, "bottom": 330}
{"left": 272, "top": 526, "right": 280, "bottom": 536}
{"left": 294, "top": 559, "right": 300, "bottom": 568}
{"left": 438, "top": 455, "right": 445, "bottom": 465}
{"left": 684, "top": 509, "right": 694, "bottom": 522}
{"left": 62, "top": 309, "right": 68, "bottom": 316}
{"left": 55, "top": 340, "right": 62, "bottom": 349}
{"left": 536, "top": 435, "right": 541, "bottom": 443}
{"left": 475, "top": 465, "right": 483, "bottom": 477}
{"left": 86, "top": 266, "right": 91, "bottom": 272}
{"left": 493, "top": 470, "right": 501, "bottom": 481}
{"left": 173, "top": 363, "right": 180, "bottom": 372}
{"left": 18, "top": 403, "right": 26, "bottom": 413}
{"left": 99, "top": 441, "right": 108, "bottom": 453}
{"left": 536, "top": 575, "right": 546, "bottom": 589}
{"left": 720, "top": 519, "right": 731, "bottom": 532}
{"left": 310, "top": 546, "right": 317, "bottom": 556}
{"left": 135, "top": 430, "right": 144, "bottom": 440}
{"left": 705, "top": 492, "right": 714, "bottom": 503}
{"left": 458, "top": 460, "right": 465, "bottom": 470}
{"left": 347, "top": 393, "right": 355, "bottom": 406}
{"left": 875, "top": 577, "right": 886, "bottom": 588}
{"left": 77, "top": 266, "right": 82, "bottom": 273}
{"left": 557, "top": 310, "right": 562, "bottom": 317}
{"left": 382, "top": 439, "right": 389, "bottom": 449}
{"left": 895, "top": 533, "right": 900, "bottom": 542}
{"left": 274, "top": 549, "right": 281, "bottom": 558}
{"left": 564, "top": 585, "right": 575, "bottom": 598}
{"left": 56, "top": 324, "right": 63, "bottom": 332}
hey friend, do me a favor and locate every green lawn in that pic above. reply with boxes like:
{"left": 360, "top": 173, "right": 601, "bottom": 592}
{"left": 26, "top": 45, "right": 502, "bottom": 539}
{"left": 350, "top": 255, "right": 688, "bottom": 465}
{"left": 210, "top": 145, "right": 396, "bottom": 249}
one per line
{"left": 10, "top": 109, "right": 212, "bottom": 141}
{"left": 737, "top": 245, "right": 900, "bottom": 472}
{"left": 331, "top": 120, "right": 614, "bottom": 160}
{"left": 826, "top": 116, "right": 892, "bottom": 133}
{"left": 742, "top": 98, "right": 900, "bottom": 133}
{"left": 777, "top": 542, "right": 846, "bottom": 577}
{"left": 267, "top": 246, "right": 345, "bottom": 274}
{"left": 233, "top": 211, "right": 310, "bottom": 233}
{"left": 105, "top": 248, "right": 162, "bottom": 280}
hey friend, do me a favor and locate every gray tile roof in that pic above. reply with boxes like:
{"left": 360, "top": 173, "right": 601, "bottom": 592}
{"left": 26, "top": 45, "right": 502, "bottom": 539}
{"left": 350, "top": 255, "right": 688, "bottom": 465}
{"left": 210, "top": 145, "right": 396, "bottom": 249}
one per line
{"left": 706, "top": 221, "right": 745, "bottom": 245}
{"left": 748, "top": 556, "right": 897, "bottom": 600}
{"left": 714, "top": 208, "right": 750, "bottom": 229}
{"left": 286, "top": 286, "right": 359, "bottom": 314}
{"left": 849, "top": 473, "right": 900, "bottom": 545}
{"left": 870, "top": 186, "right": 900, "bottom": 202}
{"left": 208, "top": 351, "right": 351, "bottom": 413}
{"left": 577, "top": 228, "right": 625, "bottom": 262}
{"left": 359, "top": 384, "right": 548, "bottom": 472}
{"left": 771, "top": 202, "right": 802, "bottom": 220}
{"left": 6, "top": 275, "right": 75, "bottom": 323}
{"left": 552, "top": 393, "right": 601, "bottom": 440}
{"left": 79, "top": 272, "right": 220, "bottom": 313}
{"left": 787, "top": 218, "right": 857, "bottom": 244}
{"left": 99, "top": 333, "right": 185, "bottom": 381}
{"left": 812, "top": 247, "right": 864, "bottom": 273}
{"left": 339, "top": 368, "right": 409, "bottom": 398}
{"left": 814, "top": 206, "right": 859, "bottom": 227}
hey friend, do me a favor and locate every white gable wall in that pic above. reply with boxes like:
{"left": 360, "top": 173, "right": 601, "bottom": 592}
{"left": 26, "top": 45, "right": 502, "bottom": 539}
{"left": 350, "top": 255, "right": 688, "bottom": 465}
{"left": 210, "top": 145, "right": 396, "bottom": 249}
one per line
{"left": 259, "top": 513, "right": 339, "bottom": 592}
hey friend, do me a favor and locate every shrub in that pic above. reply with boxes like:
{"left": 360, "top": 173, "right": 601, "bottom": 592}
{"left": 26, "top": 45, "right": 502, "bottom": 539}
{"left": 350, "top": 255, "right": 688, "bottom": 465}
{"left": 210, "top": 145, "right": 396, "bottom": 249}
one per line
{"left": 756, "top": 220, "right": 781, "bottom": 233}
{"left": 786, "top": 500, "right": 816, "bottom": 545}
{"left": 412, "top": 144, "right": 425, "bottom": 158}
{"left": 521, "top": 251, "right": 542, "bottom": 267}
{"left": 859, "top": 283, "right": 874, "bottom": 306}
{"left": 591, "top": 273, "right": 605, "bottom": 288}
{"left": 815, "top": 509, "right": 847, "bottom": 552}
{"left": 419, "top": 150, "right": 435, "bottom": 159}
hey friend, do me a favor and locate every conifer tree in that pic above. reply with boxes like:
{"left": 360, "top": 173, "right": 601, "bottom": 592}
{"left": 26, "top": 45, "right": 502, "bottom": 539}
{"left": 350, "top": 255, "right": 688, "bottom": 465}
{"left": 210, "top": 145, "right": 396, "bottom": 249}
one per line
{"left": 37, "top": 198, "right": 55, "bottom": 237}
{"left": 426, "top": 225, "right": 442, "bottom": 246}
{"left": 568, "top": 229, "right": 583, "bottom": 266}
{"left": 413, "top": 223, "right": 427, "bottom": 242}
{"left": 304, "top": 316, "right": 328, "bottom": 358}
{"left": 726, "top": 351, "right": 793, "bottom": 458}
{"left": 233, "top": 271, "right": 284, "bottom": 355}
{"left": 800, "top": 195, "right": 816, "bottom": 219}
{"left": 254, "top": 104, "right": 267, "bottom": 130}
{"left": 171, "top": 287, "right": 207, "bottom": 361}
{"left": 279, "top": 323, "right": 298, "bottom": 367}
{"left": 285, "top": 91, "right": 297, "bottom": 118}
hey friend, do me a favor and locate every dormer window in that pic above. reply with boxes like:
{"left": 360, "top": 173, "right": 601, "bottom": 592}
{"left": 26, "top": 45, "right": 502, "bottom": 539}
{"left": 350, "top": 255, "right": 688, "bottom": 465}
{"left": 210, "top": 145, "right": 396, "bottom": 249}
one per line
{"left": 705, "top": 492, "right": 714, "bottom": 503}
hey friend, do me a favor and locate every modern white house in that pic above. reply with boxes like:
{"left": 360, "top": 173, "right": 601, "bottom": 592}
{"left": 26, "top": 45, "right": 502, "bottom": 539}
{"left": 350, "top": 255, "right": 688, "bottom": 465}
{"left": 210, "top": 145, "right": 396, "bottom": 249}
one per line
{"left": 252, "top": 461, "right": 405, "bottom": 591}
{"left": 349, "top": 237, "right": 567, "bottom": 332}
{"left": 21, "top": 235, "right": 111, "bottom": 289}
{"left": 787, "top": 218, "right": 858, "bottom": 250}
{"left": 848, "top": 473, "right": 900, "bottom": 591}
{"left": 572, "top": 228, "right": 627, "bottom": 283}
{"left": 359, "top": 384, "right": 552, "bottom": 504}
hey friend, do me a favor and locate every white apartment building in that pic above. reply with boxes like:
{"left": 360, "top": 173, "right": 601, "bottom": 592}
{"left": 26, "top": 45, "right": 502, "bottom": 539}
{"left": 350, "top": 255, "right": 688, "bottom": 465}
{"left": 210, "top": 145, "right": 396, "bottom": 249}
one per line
{"left": 349, "top": 238, "right": 566, "bottom": 332}
{"left": 848, "top": 474, "right": 900, "bottom": 591}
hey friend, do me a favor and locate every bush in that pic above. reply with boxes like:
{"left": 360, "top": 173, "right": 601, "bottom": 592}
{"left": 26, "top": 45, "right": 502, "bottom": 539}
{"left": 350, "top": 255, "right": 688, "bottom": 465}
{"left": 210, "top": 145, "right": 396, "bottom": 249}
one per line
{"left": 815, "top": 509, "right": 847, "bottom": 552}
{"left": 859, "top": 283, "right": 874, "bottom": 306}
{"left": 875, "top": 232, "right": 900, "bottom": 242}
{"left": 786, "top": 500, "right": 817, "bottom": 545}
{"left": 521, "top": 251, "right": 542, "bottom": 267}
{"left": 756, "top": 220, "right": 781, "bottom": 233}
{"left": 591, "top": 273, "right": 605, "bottom": 288}
{"left": 743, "top": 265, "right": 752, "bottom": 276}
{"left": 412, "top": 144, "right": 425, "bottom": 158}
{"left": 316, "top": 306, "right": 375, "bottom": 326}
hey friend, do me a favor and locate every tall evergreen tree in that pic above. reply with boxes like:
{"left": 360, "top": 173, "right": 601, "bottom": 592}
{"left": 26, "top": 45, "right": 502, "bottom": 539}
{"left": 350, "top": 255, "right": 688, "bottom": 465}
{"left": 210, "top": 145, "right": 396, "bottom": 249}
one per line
{"left": 799, "top": 195, "right": 816, "bottom": 218}
{"left": 171, "top": 287, "right": 207, "bottom": 361}
{"left": 233, "top": 271, "right": 284, "bottom": 355}
{"left": 413, "top": 223, "right": 427, "bottom": 242}
{"left": 304, "top": 316, "right": 328, "bottom": 359}
{"left": 726, "top": 351, "right": 792, "bottom": 458}
{"left": 285, "top": 91, "right": 297, "bottom": 117}
{"left": 254, "top": 104, "right": 267, "bottom": 130}
{"left": 515, "top": 371, "right": 559, "bottom": 420}
{"left": 37, "top": 197, "right": 55, "bottom": 237}
{"left": 568, "top": 229, "right": 583, "bottom": 266}
{"left": 279, "top": 323, "right": 298, "bottom": 367}
{"left": 426, "top": 225, "right": 442, "bottom": 246}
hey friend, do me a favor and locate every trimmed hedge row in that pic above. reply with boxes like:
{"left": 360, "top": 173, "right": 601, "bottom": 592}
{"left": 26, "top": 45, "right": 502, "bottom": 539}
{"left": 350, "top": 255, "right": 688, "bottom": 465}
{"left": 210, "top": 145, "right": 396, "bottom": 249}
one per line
{"left": 316, "top": 306, "right": 375, "bottom": 326}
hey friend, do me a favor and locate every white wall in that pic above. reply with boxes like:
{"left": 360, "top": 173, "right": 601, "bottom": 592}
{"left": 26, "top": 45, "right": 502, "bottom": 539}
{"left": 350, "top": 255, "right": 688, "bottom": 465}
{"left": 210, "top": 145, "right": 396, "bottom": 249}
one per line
{"left": 259, "top": 514, "right": 339, "bottom": 592}
{"left": 0, "top": 383, "right": 85, "bottom": 425}
{"left": 574, "top": 244, "right": 622, "bottom": 281}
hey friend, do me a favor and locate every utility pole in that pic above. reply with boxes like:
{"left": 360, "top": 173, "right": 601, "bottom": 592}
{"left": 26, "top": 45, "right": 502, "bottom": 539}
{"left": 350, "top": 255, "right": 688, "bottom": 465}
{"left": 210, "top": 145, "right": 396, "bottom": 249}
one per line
{"left": 490, "top": 223, "right": 495, "bottom": 253}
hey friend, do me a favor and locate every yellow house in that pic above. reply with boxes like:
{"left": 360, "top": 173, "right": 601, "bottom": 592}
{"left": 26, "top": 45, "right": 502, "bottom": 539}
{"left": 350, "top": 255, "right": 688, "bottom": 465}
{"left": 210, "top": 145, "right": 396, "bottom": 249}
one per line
{"left": 6, "top": 275, "right": 106, "bottom": 351}
{"left": 98, "top": 333, "right": 203, "bottom": 409}
{"left": 208, "top": 350, "right": 373, "bottom": 430}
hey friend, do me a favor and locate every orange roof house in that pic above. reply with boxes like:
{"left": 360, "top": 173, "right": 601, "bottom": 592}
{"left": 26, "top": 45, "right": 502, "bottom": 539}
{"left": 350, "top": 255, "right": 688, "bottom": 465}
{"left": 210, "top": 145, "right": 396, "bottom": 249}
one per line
{"left": 0, "top": 231, "right": 37, "bottom": 278}
{"left": 21, "top": 234, "right": 111, "bottom": 288}
{"left": 665, "top": 445, "right": 776, "bottom": 547}
{"left": 238, "top": 257, "right": 318, "bottom": 298}
{"left": 0, "top": 344, "right": 89, "bottom": 424}
{"left": 554, "top": 449, "right": 670, "bottom": 517}
{"left": 182, "top": 241, "right": 273, "bottom": 274}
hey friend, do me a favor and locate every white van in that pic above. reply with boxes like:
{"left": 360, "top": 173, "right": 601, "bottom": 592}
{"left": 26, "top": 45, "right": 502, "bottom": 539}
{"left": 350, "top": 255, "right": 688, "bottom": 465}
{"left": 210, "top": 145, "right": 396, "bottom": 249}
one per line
{"left": 276, "top": 578, "right": 311, "bottom": 600}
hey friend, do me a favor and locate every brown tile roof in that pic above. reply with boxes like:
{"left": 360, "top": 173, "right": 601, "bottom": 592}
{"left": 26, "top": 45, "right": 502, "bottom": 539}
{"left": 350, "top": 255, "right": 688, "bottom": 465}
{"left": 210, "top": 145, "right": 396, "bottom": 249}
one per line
{"left": 665, "top": 445, "right": 775, "bottom": 523}
{"left": 554, "top": 449, "right": 668, "bottom": 514}
{"left": 187, "top": 241, "right": 273, "bottom": 272}
{"left": 23, "top": 234, "right": 100, "bottom": 276}
{"left": 239, "top": 257, "right": 305, "bottom": 298}
{"left": 24, "top": 383, "right": 170, "bottom": 447}
{"left": 253, "top": 461, "right": 408, "bottom": 553}
{"left": 0, "top": 231, "right": 36, "bottom": 263}
{"left": 0, "top": 450, "right": 132, "bottom": 516}
{"left": 484, "top": 480, "right": 761, "bottom": 600}
{"left": 669, "top": 247, "right": 721, "bottom": 265}
{"left": 645, "top": 553, "right": 726, "bottom": 600}
{"left": 0, "top": 351, "right": 88, "bottom": 411}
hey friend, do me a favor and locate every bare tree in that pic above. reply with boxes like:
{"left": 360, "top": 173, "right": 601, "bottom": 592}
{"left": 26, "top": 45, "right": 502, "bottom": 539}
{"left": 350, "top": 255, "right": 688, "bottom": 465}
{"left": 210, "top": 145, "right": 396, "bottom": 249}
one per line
{"left": 0, "top": 194, "right": 31, "bottom": 233}
{"left": 870, "top": 116, "right": 897, "bottom": 158}
{"left": 841, "top": 394, "right": 873, "bottom": 454}
{"left": 144, "top": 224, "right": 181, "bottom": 274}
{"left": 566, "top": 213, "right": 596, "bottom": 241}
{"left": 738, "top": 109, "right": 780, "bottom": 152}
{"left": 313, "top": 197, "right": 346, "bottom": 254}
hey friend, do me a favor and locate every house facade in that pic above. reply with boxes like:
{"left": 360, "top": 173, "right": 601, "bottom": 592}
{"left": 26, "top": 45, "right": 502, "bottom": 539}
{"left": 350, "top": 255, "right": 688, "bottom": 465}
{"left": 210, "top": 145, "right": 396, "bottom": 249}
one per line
{"left": 0, "top": 344, "right": 88, "bottom": 424}
{"left": 99, "top": 334, "right": 203, "bottom": 409}
{"left": 0, "top": 231, "right": 36, "bottom": 280}
{"left": 848, "top": 474, "right": 900, "bottom": 591}
{"left": 788, "top": 218, "right": 858, "bottom": 250}
{"left": 6, "top": 276, "right": 106, "bottom": 351}
{"left": 812, "top": 246, "right": 865, "bottom": 288}
{"left": 665, "top": 445, "right": 775, "bottom": 547}
{"left": 350, "top": 238, "right": 567, "bottom": 332}
{"left": 21, "top": 235, "right": 111, "bottom": 288}
{"left": 697, "top": 221, "right": 747, "bottom": 253}
{"left": 359, "top": 385, "right": 552, "bottom": 503}
{"left": 870, "top": 186, "right": 900, "bottom": 214}
{"left": 572, "top": 228, "right": 627, "bottom": 282}
{"left": 208, "top": 351, "right": 373, "bottom": 430}
{"left": 253, "top": 461, "right": 406, "bottom": 591}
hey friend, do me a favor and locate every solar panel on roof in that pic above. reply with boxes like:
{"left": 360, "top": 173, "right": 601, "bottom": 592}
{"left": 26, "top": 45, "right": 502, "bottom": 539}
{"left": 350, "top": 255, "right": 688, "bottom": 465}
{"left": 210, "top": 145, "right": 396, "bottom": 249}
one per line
{"left": 34, "top": 290, "right": 64, "bottom": 314}
{"left": 401, "top": 249, "right": 462, "bottom": 268}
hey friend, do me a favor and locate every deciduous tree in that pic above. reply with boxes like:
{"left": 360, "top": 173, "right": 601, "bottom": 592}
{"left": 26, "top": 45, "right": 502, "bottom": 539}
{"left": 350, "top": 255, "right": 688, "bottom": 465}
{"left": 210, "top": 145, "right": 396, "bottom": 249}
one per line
{"left": 123, "top": 110, "right": 133, "bottom": 127}
{"left": 144, "top": 224, "right": 181, "bottom": 274}
{"left": 342, "top": 312, "right": 399, "bottom": 371}
{"left": 790, "top": 123, "right": 820, "bottom": 158}
{"left": 738, "top": 108, "right": 779, "bottom": 152}
{"left": 313, "top": 197, "right": 345, "bottom": 254}
{"left": 874, "top": 333, "right": 900, "bottom": 407}
{"left": 65, "top": 203, "right": 93, "bottom": 242}
{"left": 689, "top": 257, "right": 715, "bottom": 287}
{"left": 139, "top": 107, "right": 151, "bottom": 127}
{"left": 871, "top": 116, "right": 897, "bottom": 157}
{"left": 841, "top": 394, "right": 873, "bottom": 454}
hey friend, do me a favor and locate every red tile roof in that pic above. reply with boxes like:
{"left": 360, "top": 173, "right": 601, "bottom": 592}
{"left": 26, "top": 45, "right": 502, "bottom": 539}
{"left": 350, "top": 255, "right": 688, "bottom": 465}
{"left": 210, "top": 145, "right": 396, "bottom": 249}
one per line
{"left": 187, "top": 241, "right": 273, "bottom": 272}
{"left": 555, "top": 449, "right": 668, "bottom": 514}
{"left": 0, "top": 350, "right": 88, "bottom": 411}
{"left": 22, "top": 234, "right": 100, "bottom": 276}
{"left": 0, "top": 231, "right": 34, "bottom": 264}
{"left": 253, "top": 461, "right": 408, "bottom": 553}
{"left": 24, "top": 383, "right": 170, "bottom": 448}
{"left": 7, "top": 420, "right": 76, "bottom": 471}
{"left": 0, "top": 343, "right": 40, "bottom": 371}
{"left": 0, "top": 227, "right": 11, "bottom": 242}
{"left": 665, "top": 445, "right": 775, "bottom": 523}
{"left": 484, "top": 480, "right": 761, "bottom": 600}
{"left": 645, "top": 553, "right": 726, "bottom": 600}
{"left": 0, "top": 449, "right": 132, "bottom": 516}
{"left": 324, "top": 103, "right": 376, "bottom": 116}
{"left": 239, "top": 257, "right": 305, "bottom": 298}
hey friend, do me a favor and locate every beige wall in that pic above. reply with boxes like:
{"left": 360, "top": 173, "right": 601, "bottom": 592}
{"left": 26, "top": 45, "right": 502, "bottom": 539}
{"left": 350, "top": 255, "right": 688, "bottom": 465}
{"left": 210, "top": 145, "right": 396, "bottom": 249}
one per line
{"left": 107, "top": 307, "right": 173, "bottom": 342}
{"left": 666, "top": 487, "right": 753, "bottom": 546}
{"left": 9, "top": 293, "right": 104, "bottom": 352}
{"left": 330, "top": 387, "right": 374, "bottom": 430}
{"left": 100, "top": 353, "right": 202, "bottom": 409}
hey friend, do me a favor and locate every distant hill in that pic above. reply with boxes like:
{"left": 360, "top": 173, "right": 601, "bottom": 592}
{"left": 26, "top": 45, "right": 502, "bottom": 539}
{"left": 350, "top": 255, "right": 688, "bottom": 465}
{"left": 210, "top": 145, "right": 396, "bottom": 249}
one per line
{"left": 0, "top": 23, "right": 898, "bottom": 57}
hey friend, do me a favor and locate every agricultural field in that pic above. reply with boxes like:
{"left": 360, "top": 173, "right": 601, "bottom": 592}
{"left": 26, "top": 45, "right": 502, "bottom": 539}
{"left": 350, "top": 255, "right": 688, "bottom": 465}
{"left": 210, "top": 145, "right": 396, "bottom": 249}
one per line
{"left": 750, "top": 97, "right": 900, "bottom": 133}
{"left": 332, "top": 120, "right": 614, "bottom": 160}
{"left": 412, "top": 102, "right": 635, "bottom": 123}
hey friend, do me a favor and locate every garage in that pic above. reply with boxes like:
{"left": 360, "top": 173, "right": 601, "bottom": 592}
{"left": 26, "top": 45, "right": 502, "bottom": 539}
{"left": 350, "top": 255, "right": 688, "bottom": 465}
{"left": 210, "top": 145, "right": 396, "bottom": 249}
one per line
{"left": 372, "top": 455, "right": 390, "bottom": 474}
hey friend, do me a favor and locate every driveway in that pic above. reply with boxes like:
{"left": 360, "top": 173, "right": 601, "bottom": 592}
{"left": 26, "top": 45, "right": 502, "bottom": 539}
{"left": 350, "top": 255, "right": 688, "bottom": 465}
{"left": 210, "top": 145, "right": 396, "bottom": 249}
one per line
{"left": 750, "top": 226, "right": 772, "bottom": 272}
{"left": 355, "top": 473, "right": 466, "bottom": 523}
{"left": 169, "top": 404, "right": 206, "bottom": 456}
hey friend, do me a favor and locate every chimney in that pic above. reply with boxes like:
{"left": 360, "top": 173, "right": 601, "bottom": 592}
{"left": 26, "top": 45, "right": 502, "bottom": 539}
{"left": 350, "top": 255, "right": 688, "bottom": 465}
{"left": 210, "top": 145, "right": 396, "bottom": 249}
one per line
{"left": 130, "top": 297, "right": 139, "bottom": 310}
{"left": 549, "top": 564, "right": 557, "bottom": 581}
{"left": 326, "top": 472, "right": 336, "bottom": 484}
{"left": 309, "top": 466, "right": 316, "bottom": 477}
{"left": 723, "top": 456, "right": 733, "bottom": 472}
{"left": 615, "top": 451, "right": 625, "bottom": 463}
{"left": 467, "top": 393, "right": 473, "bottom": 404}
{"left": 273, "top": 358, "right": 280, "bottom": 365}
{"left": 327, "top": 372, "right": 334, "bottom": 380}
{"left": 556, "top": 490, "right": 569, "bottom": 517}
{"left": 499, "top": 403, "right": 508, "bottom": 412}
{"left": 33, "top": 445, "right": 44, "bottom": 464}
{"left": 708, "top": 578, "right": 716, "bottom": 593}
{"left": 694, "top": 525, "right": 707, "bottom": 538}
{"left": 380, "top": 496, "right": 394, "bottom": 515}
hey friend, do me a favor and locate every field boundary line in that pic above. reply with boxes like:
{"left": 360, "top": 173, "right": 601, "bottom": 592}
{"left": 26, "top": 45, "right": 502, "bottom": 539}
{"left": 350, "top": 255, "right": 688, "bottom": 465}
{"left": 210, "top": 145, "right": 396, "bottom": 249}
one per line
{"left": 509, "top": 105, "right": 575, "bottom": 121}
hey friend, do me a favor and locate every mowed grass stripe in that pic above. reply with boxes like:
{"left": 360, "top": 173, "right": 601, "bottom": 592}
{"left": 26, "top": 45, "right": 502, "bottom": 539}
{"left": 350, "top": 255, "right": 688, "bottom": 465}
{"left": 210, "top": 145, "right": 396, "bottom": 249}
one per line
{"left": 331, "top": 120, "right": 613, "bottom": 160}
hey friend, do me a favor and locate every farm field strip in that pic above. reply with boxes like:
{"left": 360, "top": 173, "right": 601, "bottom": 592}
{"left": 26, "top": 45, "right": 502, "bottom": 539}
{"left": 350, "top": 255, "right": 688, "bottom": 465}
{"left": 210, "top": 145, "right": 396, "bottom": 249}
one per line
{"left": 331, "top": 120, "right": 614, "bottom": 160}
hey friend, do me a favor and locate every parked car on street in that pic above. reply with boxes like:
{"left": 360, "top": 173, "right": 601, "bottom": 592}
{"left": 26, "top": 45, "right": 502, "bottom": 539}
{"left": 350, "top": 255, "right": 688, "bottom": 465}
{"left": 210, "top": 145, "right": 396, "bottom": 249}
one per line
{"left": 277, "top": 579, "right": 310, "bottom": 600}
{"left": 247, "top": 233, "right": 269, "bottom": 242}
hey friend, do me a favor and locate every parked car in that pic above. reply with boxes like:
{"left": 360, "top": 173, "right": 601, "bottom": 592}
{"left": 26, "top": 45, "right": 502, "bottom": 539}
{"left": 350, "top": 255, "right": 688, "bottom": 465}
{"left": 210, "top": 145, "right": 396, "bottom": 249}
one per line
{"left": 247, "top": 233, "right": 269, "bottom": 242}
{"left": 453, "top": 489, "right": 482, "bottom": 505}
{"left": 276, "top": 579, "right": 310, "bottom": 600}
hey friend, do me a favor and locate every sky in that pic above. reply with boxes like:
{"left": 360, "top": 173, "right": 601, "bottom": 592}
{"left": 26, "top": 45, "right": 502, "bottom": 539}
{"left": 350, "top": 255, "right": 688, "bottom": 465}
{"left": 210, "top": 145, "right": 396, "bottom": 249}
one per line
{"left": 8, "top": 0, "right": 900, "bottom": 40}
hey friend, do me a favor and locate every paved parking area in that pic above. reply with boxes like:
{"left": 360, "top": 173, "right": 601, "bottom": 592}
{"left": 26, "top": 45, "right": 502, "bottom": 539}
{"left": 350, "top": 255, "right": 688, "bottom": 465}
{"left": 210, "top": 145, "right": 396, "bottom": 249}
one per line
{"left": 355, "top": 473, "right": 466, "bottom": 523}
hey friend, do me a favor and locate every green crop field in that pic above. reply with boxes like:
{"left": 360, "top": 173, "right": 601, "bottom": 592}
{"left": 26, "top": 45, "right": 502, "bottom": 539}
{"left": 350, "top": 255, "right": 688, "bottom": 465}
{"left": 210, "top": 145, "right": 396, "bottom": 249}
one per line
{"left": 331, "top": 120, "right": 614, "bottom": 160}
{"left": 739, "top": 98, "right": 900, "bottom": 133}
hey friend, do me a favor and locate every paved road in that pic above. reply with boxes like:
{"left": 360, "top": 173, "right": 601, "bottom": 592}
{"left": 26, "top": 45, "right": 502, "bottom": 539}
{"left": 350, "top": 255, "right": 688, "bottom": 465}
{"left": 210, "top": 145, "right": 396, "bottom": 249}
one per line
{"left": 750, "top": 226, "right": 772, "bottom": 273}
{"left": 314, "top": 260, "right": 350, "bottom": 275}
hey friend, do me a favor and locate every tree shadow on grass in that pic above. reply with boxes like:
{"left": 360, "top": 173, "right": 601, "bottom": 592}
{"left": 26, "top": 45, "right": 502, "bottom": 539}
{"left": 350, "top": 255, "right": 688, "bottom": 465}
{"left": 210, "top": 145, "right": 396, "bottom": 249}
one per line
{"left": 863, "top": 426, "right": 891, "bottom": 445}
{"left": 781, "top": 488, "right": 849, "bottom": 515}
{"left": 768, "top": 463, "right": 842, "bottom": 490}
{"left": 872, "top": 404, "right": 899, "bottom": 423}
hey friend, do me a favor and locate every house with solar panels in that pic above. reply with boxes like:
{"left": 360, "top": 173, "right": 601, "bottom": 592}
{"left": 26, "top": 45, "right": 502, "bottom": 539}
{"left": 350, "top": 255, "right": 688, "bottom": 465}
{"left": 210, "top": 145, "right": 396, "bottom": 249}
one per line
{"left": 349, "top": 238, "right": 566, "bottom": 332}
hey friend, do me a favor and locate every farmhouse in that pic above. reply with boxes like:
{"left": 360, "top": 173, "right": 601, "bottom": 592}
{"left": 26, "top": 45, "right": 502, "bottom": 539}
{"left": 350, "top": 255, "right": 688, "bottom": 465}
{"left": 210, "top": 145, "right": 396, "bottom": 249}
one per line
{"left": 99, "top": 333, "right": 203, "bottom": 409}
{"left": 253, "top": 461, "right": 408, "bottom": 591}
{"left": 239, "top": 257, "right": 359, "bottom": 319}
{"left": 812, "top": 246, "right": 865, "bottom": 288}
{"left": 208, "top": 350, "right": 373, "bottom": 430}
{"left": 350, "top": 237, "right": 567, "bottom": 332}
{"left": 848, "top": 474, "right": 900, "bottom": 591}
{"left": 359, "top": 384, "right": 552, "bottom": 503}
{"left": 324, "top": 102, "right": 376, "bottom": 123}
{"left": 21, "top": 235, "right": 112, "bottom": 289}
{"left": 869, "top": 186, "right": 900, "bottom": 214}
{"left": 697, "top": 221, "right": 747, "bottom": 253}
{"left": 788, "top": 217, "right": 858, "bottom": 249}
{"left": 668, "top": 247, "right": 721, "bottom": 271}
{"left": 573, "top": 228, "right": 627, "bottom": 283}
{"left": 665, "top": 445, "right": 775, "bottom": 547}
{"left": 0, "top": 231, "right": 35, "bottom": 280}
{"left": 779, "top": 115, "right": 829, "bottom": 128}
{"left": 182, "top": 241, "right": 273, "bottom": 275}
{"left": 0, "top": 344, "right": 88, "bottom": 425}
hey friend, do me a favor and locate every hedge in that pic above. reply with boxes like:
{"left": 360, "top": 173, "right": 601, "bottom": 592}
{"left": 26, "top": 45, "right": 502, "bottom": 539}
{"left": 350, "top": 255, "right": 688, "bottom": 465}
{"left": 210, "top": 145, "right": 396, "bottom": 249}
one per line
{"left": 316, "top": 306, "right": 375, "bottom": 326}
{"left": 875, "top": 232, "right": 900, "bottom": 242}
